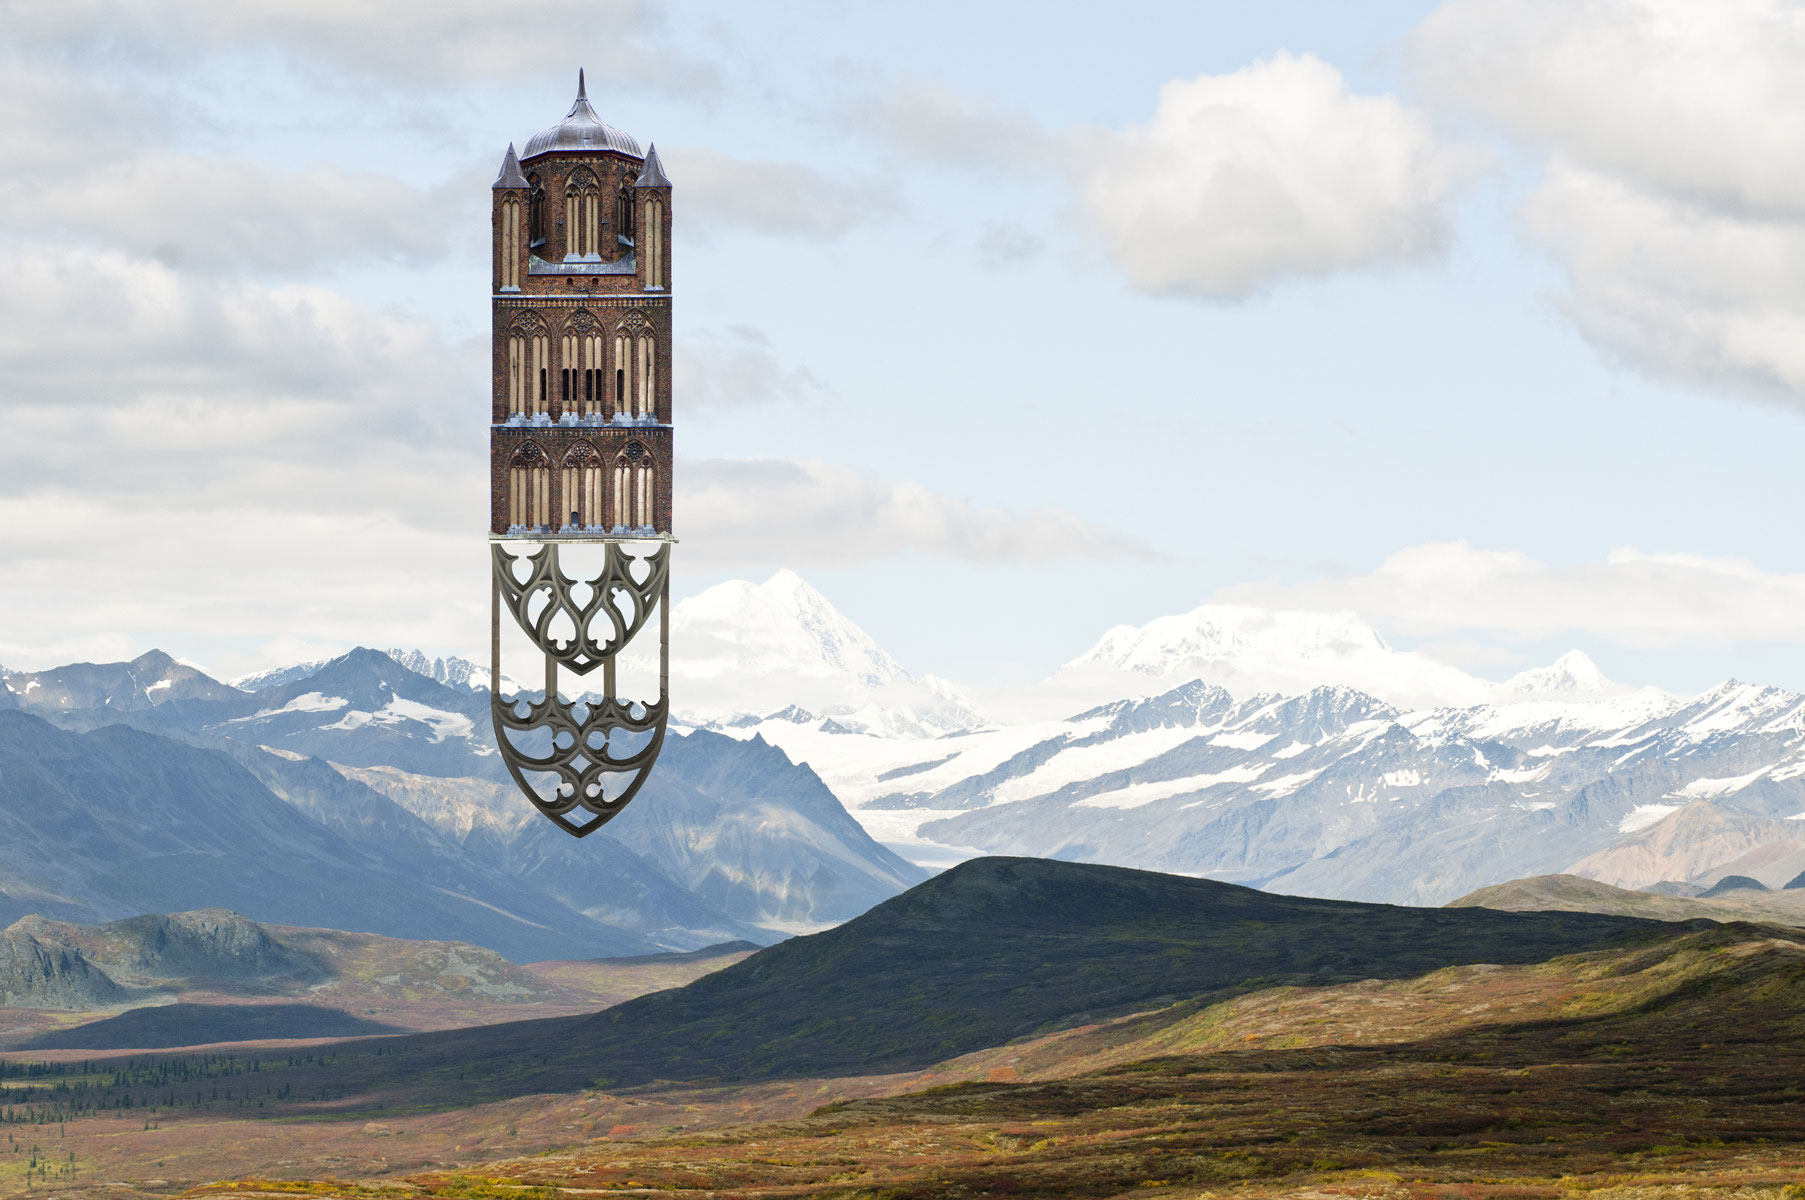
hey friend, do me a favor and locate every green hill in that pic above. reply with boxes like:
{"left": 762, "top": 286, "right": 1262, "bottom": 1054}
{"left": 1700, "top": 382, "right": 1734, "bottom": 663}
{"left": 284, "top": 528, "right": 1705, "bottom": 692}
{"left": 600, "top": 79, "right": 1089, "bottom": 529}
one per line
{"left": 568, "top": 856, "right": 1670, "bottom": 1086}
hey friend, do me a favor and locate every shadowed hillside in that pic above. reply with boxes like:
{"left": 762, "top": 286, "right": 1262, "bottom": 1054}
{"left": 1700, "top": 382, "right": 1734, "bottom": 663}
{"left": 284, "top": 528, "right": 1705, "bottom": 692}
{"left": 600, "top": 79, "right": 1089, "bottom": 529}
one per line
{"left": 567, "top": 856, "right": 1672, "bottom": 1085}
{"left": 87, "top": 856, "right": 1676, "bottom": 1107}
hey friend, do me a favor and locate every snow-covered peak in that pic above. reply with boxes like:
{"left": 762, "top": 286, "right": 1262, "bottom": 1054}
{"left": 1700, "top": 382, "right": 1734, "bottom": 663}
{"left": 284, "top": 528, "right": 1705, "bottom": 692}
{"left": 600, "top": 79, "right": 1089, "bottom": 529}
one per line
{"left": 1074, "top": 604, "right": 1390, "bottom": 674}
{"left": 1053, "top": 603, "right": 1490, "bottom": 712}
{"left": 232, "top": 658, "right": 334, "bottom": 691}
{"left": 672, "top": 571, "right": 909, "bottom": 690}
{"left": 1498, "top": 650, "right": 1613, "bottom": 700}
{"left": 641, "top": 571, "right": 984, "bottom": 735}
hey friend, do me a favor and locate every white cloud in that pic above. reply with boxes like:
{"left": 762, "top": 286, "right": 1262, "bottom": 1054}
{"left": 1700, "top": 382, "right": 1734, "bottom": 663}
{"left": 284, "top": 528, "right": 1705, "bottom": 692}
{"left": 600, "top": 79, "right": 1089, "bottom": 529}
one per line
{"left": 665, "top": 147, "right": 897, "bottom": 239}
{"left": 1076, "top": 53, "right": 1480, "bottom": 297}
{"left": 10, "top": 153, "right": 467, "bottom": 277}
{"left": 678, "top": 457, "right": 1156, "bottom": 568}
{"left": 1414, "top": 0, "right": 1805, "bottom": 214}
{"left": 1522, "top": 161, "right": 1805, "bottom": 395}
{"left": 676, "top": 326, "right": 828, "bottom": 413}
{"left": 5, "top": 0, "right": 712, "bottom": 95}
{"left": 1216, "top": 540, "right": 1805, "bottom": 648}
{"left": 1412, "top": 0, "right": 1805, "bottom": 402}
{"left": 854, "top": 77, "right": 1057, "bottom": 173}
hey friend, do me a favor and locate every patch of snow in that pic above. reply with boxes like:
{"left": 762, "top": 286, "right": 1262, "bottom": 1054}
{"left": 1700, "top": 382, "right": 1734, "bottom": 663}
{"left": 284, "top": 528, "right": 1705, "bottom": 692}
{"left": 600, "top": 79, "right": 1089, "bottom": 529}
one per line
{"left": 373, "top": 696, "right": 475, "bottom": 743}
{"left": 1271, "top": 740, "right": 1311, "bottom": 759}
{"left": 1250, "top": 768, "right": 1325, "bottom": 797}
{"left": 1619, "top": 803, "right": 1681, "bottom": 833}
{"left": 1380, "top": 769, "right": 1422, "bottom": 788}
{"left": 1073, "top": 764, "right": 1271, "bottom": 810}
{"left": 1209, "top": 730, "right": 1275, "bottom": 750}
{"left": 1675, "top": 769, "right": 1768, "bottom": 798}
{"left": 225, "top": 692, "right": 350, "bottom": 723}
{"left": 146, "top": 679, "right": 172, "bottom": 693}
{"left": 993, "top": 726, "right": 1211, "bottom": 805}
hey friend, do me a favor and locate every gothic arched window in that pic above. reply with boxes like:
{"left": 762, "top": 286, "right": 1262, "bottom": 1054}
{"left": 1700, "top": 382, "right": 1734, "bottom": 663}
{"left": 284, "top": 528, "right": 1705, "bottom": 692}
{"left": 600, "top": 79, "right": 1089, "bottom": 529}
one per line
{"left": 527, "top": 174, "right": 546, "bottom": 249}
{"left": 636, "top": 333, "right": 655, "bottom": 418}
{"left": 613, "top": 442, "right": 653, "bottom": 529}
{"left": 509, "top": 442, "right": 549, "bottom": 529}
{"left": 510, "top": 314, "right": 548, "bottom": 417}
{"left": 499, "top": 198, "right": 521, "bottom": 289}
{"left": 565, "top": 170, "right": 601, "bottom": 259}
{"left": 562, "top": 442, "right": 603, "bottom": 529}
{"left": 642, "top": 197, "right": 664, "bottom": 288}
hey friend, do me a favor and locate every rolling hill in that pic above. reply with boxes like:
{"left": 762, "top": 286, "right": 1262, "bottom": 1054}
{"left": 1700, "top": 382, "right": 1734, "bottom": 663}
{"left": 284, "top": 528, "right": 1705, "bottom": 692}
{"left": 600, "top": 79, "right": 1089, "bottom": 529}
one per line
{"left": 1449, "top": 871, "right": 1805, "bottom": 925}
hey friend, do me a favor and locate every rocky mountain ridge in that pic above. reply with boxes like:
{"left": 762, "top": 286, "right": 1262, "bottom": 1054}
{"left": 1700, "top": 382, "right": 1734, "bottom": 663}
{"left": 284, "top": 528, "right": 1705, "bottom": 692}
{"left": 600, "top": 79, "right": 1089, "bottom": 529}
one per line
{"left": 734, "top": 671, "right": 1805, "bottom": 906}
{"left": 0, "top": 647, "right": 925, "bottom": 956}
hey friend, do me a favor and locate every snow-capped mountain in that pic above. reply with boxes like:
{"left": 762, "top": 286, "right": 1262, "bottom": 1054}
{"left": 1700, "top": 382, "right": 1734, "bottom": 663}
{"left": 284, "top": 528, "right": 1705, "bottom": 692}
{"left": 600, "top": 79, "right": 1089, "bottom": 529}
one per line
{"left": 1051, "top": 604, "right": 1493, "bottom": 712}
{"left": 4, "top": 646, "right": 926, "bottom": 950}
{"left": 1496, "top": 649, "right": 1617, "bottom": 700}
{"left": 7, "top": 650, "right": 245, "bottom": 712}
{"left": 384, "top": 649, "right": 491, "bottom": 691}
{"left": 644, "top": 570, "right": 983, "bottom": 736}
{"left": 727, "top": 666, "right": 1805, "bottom": 905}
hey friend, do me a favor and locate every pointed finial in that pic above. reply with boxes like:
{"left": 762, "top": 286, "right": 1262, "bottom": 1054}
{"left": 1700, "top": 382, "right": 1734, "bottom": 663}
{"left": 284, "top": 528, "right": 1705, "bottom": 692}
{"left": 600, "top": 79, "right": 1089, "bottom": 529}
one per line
{"left": 577, "top": 68, "right": 587, "bottom": 101}
{"left": 492, "top": 142, "right": 529, "bottom": 189}
{"left": 635, "top": 142, "right": 672, "bottom": 188}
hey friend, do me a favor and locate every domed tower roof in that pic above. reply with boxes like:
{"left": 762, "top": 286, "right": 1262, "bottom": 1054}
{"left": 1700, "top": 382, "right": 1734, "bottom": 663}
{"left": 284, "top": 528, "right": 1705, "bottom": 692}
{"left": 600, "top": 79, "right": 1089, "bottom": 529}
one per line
{"left": 522, "top": 70, "right": 643, "bottom": 159}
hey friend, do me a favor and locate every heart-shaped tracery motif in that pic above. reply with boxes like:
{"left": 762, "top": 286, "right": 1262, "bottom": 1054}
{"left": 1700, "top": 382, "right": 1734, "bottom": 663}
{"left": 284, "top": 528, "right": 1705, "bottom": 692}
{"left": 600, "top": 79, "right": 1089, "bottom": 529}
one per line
{"left": 490, "top": 541, "right": 671, "bottom": 838}
{"left": 492, "top": 541, "right": 668, "bottom": 675}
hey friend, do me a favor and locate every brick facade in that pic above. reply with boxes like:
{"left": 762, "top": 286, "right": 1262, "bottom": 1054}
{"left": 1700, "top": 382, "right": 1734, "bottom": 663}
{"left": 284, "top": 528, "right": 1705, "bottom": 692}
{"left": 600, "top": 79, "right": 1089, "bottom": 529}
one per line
{"left": 488, "top": 84, "right": 674, "bottom": 537}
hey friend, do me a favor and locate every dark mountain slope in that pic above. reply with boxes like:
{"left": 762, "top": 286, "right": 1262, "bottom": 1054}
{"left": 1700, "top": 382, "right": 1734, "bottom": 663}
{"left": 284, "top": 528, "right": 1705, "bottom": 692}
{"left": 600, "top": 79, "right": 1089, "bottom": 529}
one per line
{"left": 21, "top": 1002, "right": 402, "bottom": 1049}
{"left": 211, "top": 857, "right": 1678, "bottom": 1108}
{"left": 0, "top": 711, "right": 656, "bottom": 960}
{"left": 568, "top": 857, "right": 1668, "bottom": 1085}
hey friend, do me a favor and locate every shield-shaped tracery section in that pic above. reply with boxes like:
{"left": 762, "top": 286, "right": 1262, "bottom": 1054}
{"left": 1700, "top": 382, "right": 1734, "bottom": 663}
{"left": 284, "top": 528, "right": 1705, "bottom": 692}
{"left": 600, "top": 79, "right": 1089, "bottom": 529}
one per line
{"left": 489, "top": 541, "right": 671, "bottom": 837}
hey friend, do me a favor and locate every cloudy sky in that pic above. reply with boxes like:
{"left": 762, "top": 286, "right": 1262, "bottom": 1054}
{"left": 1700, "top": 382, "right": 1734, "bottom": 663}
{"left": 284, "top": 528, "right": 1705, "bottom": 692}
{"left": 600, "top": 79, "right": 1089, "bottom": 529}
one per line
{"left": 4, "top": 0, "right": 1805, "bottom": 695}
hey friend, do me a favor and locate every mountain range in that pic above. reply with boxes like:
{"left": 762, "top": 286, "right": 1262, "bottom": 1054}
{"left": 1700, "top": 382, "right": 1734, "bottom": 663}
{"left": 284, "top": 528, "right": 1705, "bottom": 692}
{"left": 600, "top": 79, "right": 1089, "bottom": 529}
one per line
{"left": 0, "top": 646, "right": 925, "bottom": 959}
{"left": 12, "top": 571, "right": 1805, "bottom": 927}
{"left": 706, "top": 589, "right": 1805, "bottom": 904}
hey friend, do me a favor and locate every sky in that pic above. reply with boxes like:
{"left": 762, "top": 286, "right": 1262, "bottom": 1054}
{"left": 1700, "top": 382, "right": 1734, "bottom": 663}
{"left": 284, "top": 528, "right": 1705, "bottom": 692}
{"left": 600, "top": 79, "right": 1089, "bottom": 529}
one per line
{"left": 5, "top": 0, "right": 1805, "bottom": 698}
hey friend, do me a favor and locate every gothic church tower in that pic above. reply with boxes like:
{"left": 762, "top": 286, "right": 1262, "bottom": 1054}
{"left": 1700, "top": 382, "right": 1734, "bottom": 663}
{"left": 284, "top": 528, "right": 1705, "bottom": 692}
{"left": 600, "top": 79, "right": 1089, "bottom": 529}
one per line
{"left": 489, "top": 71, "right": 673, "bottom": 537}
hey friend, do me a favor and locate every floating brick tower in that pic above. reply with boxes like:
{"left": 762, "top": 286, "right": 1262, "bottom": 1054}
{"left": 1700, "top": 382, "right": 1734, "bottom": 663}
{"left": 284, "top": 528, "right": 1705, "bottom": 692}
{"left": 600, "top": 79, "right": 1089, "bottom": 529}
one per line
{"left": 487, "top": 71, "right": 674, "bottom": 836}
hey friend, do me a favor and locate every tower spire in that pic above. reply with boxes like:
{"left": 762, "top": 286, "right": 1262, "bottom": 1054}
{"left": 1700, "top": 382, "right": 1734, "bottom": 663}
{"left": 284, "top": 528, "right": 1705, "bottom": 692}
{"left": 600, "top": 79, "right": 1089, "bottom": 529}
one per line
{"left": 635, "top": 143, "right": 672, "bottom": 188}
{"left": 491, "top": 142, "right": 528, "bottom": 189}
{"left": 577, "top": 68, "right": 586, "bottom": 101}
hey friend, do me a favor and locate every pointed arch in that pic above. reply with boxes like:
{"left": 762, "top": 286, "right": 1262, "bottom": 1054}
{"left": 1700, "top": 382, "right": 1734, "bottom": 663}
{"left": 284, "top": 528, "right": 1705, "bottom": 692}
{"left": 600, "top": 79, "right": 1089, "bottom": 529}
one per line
{"left": 511, "top": 312, "right": 550, "bottom": 417}
{"left": 508, "top": 441, "right": 551, "bottom": 529}
{"left": 561, "top": 441, "right": 604, "bottom": 528}
{"left": 616, "top": 186, "right": 634, "bottom": 246}
{"left": 498, "top": 197, "right": 521, "bottom": 290}
{"left": 507, "top": 312, "right": 547, "bottom": 417}
{"left": 613, "top": 441, "right": 654, "bottom": 529}
{"left": 642, "top": 196, "right": 664, "bottom": 288}
{"left": 565, "top": 168, "right": 602, "bottom": 259}
{"left": 527, "top": 173, "right": 546, "bottom": 247}
{"left": 563, "top": 311, "right": 604, "bottom": 418}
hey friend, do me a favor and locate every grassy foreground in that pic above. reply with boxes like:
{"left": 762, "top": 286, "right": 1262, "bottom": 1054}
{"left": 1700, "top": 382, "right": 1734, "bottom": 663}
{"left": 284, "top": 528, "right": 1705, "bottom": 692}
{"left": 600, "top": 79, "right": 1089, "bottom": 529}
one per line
{"left": 164, "top": 919, "right": 1805, "bottom": 1199}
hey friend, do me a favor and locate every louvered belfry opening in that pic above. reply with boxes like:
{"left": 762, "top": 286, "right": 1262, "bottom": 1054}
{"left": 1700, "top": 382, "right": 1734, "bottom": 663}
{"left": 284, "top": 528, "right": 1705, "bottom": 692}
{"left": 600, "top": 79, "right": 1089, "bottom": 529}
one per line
{"left": 486, "top": 71, "right": 677, "bottom": 838}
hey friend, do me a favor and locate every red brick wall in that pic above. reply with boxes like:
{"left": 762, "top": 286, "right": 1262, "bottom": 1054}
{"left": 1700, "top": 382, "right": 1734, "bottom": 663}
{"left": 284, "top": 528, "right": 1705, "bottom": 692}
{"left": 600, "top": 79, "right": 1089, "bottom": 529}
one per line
{"left": 488, "top": 149, "right": 675, "bottom": 537}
